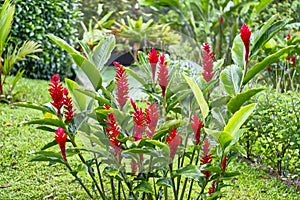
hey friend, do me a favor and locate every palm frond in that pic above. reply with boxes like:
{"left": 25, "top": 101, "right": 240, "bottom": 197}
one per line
{"left": 0, "top": 0, "right": 15, "bottom": 55}
{"left": 15, "top": 41, "right": 42, "bottom": 62}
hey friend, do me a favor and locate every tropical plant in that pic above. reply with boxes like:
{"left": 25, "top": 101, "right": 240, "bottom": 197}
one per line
{"left": 0, "top": 0, "right": 42, "bottom": 102}
{"left": 16, "top": 16, "right": 297, "bottom": 199}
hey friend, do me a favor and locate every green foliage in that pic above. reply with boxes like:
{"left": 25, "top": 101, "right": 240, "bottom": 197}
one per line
{"left": 4, "top": 0, "right": 81, "bottom": 79}
{"left": 242, "top": 90, "right": 300, "bottom": 176}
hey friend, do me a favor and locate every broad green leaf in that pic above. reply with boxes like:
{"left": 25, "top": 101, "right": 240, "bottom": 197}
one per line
{"left": 13, "top": 102, "right": 56, "bottom": 114}
{"left": 156, "top": 178, "right": 172, "bottom": 188}
{"left": 204, "top": 128, "right": 221, "bottom": 142}
{"left": 65, "top": 78, "right": 87, "bottom": 112}
{"left": 153, "top": 120, "right": 182, "bottom": 140}
{"left": 243, "top": 45, "right": 295, "bottom": 84}
{"left": 224, "top": 129, "right": 247, "bottom": 154}
{"left": 227, "top": 88, "right": 264, "bottom": 113}
{"left": 218, "top": 131, "right": 233, "bottom": 149}
{"left": 25, "top": 118, "right": 66, "bottom": 129}
{"left": 103, "top": 166, "right": 119, "bottom": 177}
{"left": 134, "top": 181, "right": 153, "bottom": 194}
{"left": 254, "top": 0, "right": 274, "bottom": 14}
{"left": 231, "top": 35, "right": 244, "bottom": 67}
{"left": 183, "top": 73, "right": 209, "bottom": 120}
{"left": 92, "top": 35, "right": 115, "bottom": 71}
{"left": 173, "top": 165, "right": 203, "bottom": 179}
{"left": 76, "top": 87, "right": 111, "bottom": 106}
{"left": 30, "top": 151, "right": 65, "bottom": 164}
{"left": 251, "top": 17, "right": 290, "bottom": 56}
{"left": 0, "top": 1, "right": 15, "bottom": 55}
{"left": 125, "top": 67, "right": 148, "bottom": 88}
{"left": 224, "top": 103, "right": 256, "bottom": 138}
{"left": 220, "top": 65, "right": 242, "bottom": 97}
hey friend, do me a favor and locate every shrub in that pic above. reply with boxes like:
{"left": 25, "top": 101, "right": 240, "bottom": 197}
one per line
{"left": 3, "top": 0, "right": 81, "bottom": 79}
{"left": 242, "top": 90, "right": 300, "bottom": 176}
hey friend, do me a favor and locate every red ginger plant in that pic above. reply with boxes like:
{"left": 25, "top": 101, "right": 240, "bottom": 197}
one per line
{"left": 240, "top": 24, "right": 252, "bottom": 65}
{"left": 158, "top": 53, "right": 169, "bottom": 97}
{"left": 114, "top": 62, "right": 129, "bottom": 111}
{"left": 166, "top": 127, "right": 182, "bottom": 160}
{"left": 49, "top": 74, "right": 64, "bottom": 117}
{"left": 190, "top": 114, "right": 203, "bottom": 145}
{"left": 200, "top": 139, "right": 213, "bottom": 179}
{"left": 55, "top": 127, "right": 68, "bottom": 161}
{"left": 202, "top": 42, "right": 215, "bottom": 82}
{"left": 145, "top": 102, "right": 159, "bottom": 139}
{"left": 148, "top": 48, "right": 159, "bottom": 83}
{"left": 63, "top": 88, "right": 75, "bottom": 123}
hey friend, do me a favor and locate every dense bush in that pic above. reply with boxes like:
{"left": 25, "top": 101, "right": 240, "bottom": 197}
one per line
{"left": 242, "top": 90, "right": 300, "bottom": 176}
{"left": 4, "top": 0, "right": 81, "bottom": 79}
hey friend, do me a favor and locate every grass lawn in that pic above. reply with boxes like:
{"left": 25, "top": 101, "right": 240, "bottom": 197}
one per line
{"left": 0, "top": 77, "right": 299, "bottom": 199}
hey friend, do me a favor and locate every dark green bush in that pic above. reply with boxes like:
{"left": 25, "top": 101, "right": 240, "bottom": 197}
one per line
{"left": 4, "top": 0, "right": 81, "bottom": 79}
{"left": 242, "top": 90, "right": 300, "bottom": 176}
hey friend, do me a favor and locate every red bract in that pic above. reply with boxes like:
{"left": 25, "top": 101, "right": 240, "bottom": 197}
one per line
{"left": 114, "top": 62, "right": 129, "bottom": 111}
{"left": 130, "top": 98, "right": 150, "bottom": 141}
{"left": 202, "top": 42, "right": 214, "bottom": 82}
{"left": 158, "top": 53, "right": 169, "bottom": 97}
{"left": 286, "top": 34, "right": 291, "bottom": 40}
{"left": 222, "top": 155, "right": 227, "bottom": 172}
{"left": 49, "top": 74, "right": 64, "bottom": 117}
{"left": 240, "top": 24, "right": 251, "bottom": 65}
{"left": 200, "top": 140, "right": 213, "bottom": 179}
{"left": 55, "top": 127, "right": 68, "bottom": 161}
{"left": 104, "top": 109, "right": 122, "bottom": 161}
{"left": 190, "top": 114, "right": 203, "bottom": 145}
{"left": 148, "top": 48, "right": 159, "bottom": 82}
{"left": 63, "top": 88, "right": 75, "bottom": 123}
{"left": 208, "top": 180, "right": 216, "bottom": 195}
{"left": 166, "top": 127, "right": 182, "bottom": 160}
{"left": 146, "top": 102, "right": 159, "bottom": 139}
{"left": 286, "top": 56, "right": 296, "bottom": 67}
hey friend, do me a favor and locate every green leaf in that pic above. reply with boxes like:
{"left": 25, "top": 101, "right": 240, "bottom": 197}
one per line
{"left": 254, "top": 0, "right": 275, "bottom": 14}
{"left": 41, "top": 140, "right": 58, "bottom": 150}
{"left": 218, "top": 131, "right": 233, "bottom": 149}
{"left": 30, "top": 151, "right": 65, "bottom": 164}
{"left": 103, "top": 166, "right": 119, "bottom": 177}
{"left": 224, "top": 103, "right": 256, "bottom": 138}
{"left": 243, "top": 45, "right": 296, "bottom": 85}
{"left": 13, "top": 102, "right": 56, "bottom": 114}
{"left": 92, "top": 35, "right": 115, "bottom": 71}
{"left": 220, "top": 65, "right": 242, "bottom": 97}
{"left": 153, "top": 120, "right": 182, "bottom": 140}
{"left": 65, "top": 78, "right": 87, "bottom": 112}
{"left": 25, "top": 118, "right": 66, "bottom": 129}
{"left": 231, "top": 35, "right": 244, "bottom": 67}
{"left": 227, "top": 88, "right": 264, "bottom": 113}
{"left": 251, "top": 17, "right": 290, "bottom": 56}
{"left": 182, "top": 73, "right": 209, "bottom": 120}
{"left": 125, "top": 67, "right": 148, "bottom": 88}
{"left": 156, "top": 178, "right": 172, "bottom": 188}
{"left": 133, "top": 181, "right": 153, "bottom": 194}
{"left": 173, "top": 165, "right": 203, "bottom": 179}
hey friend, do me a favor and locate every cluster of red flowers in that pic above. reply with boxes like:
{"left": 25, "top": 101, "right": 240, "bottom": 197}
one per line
{"left": 240, "top": 23, "right": 252, "bottom": 65}
{"left": 48, "top": 74, "right": 75, "bottom": 123}
{"left": 202, "top": 42, "right": 215, "bottom": 82}
{"left": 200, "top": 140, "right": 213, "bottom": 179}
{"left": 190, "top": 114, "right": 203, "bottom": 145}
{"left": 166, "top": 127, "right": 182, "bottom": 160}
{"left": 114, "top": 62, "right": 129, "bottom": 110}
{"left": 55, "top": 127, "right": 68, "bottom": 161}
{"left": 148, "top": 48, "right": 159, "bottom": 83}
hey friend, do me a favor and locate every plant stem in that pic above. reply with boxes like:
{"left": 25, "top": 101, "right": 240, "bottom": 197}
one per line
{"left": 187, "top": 148, "right": 200, "bottom": 200}
{"left": 169, "top": 164, "right": 178, "bottom": 200}
{"left": 0, "top": 57, "right": 3, "bottom": 95}
{"left": 111, "top": 178, "right": 116, "bottom": 200}
{"left": 65, "top": 162, "right": 94, "bottom": 199}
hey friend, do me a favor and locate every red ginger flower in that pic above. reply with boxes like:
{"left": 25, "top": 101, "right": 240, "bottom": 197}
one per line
{"left": 104, "top": 107, "right": 122, "bottom": 161}
{"left": 166, "top": 127, "right": 182, "bottom": 160}
{"left": 148, "top": 48, "right": 159, "bottom": 83}
{"left": 286, "top": 34, "right": 291, "bottom": 40}
{"left": 200, "top": 140, "right": 213, "bottom": 179}
{"left": 286, "top": 56, "right": 296, "bottom": 67}
{"left": 114, "top": 62, "right": 129, "bottom": 111}
{"left": 158, "top": 53, "right": 169, "bottom": 97}
{"left": 240, "top": 24, "right": 252, "bottom": 65}
{"left": 63, "top": 88, "right": 75, "bottom": 123}
{"left": 55, "top": 127, "right": 68, "bottom": 161}
{"left": 130, "top": 98, "right": 151, "bottom": 141}
{"left": 222, "top": 155, "right": 227, "bottom": 172}
{"left": 208, "top": 180, "right": 216, "bottom": 195}
{"left": 49, "top": 74, "right": 64, "bottom": 117}
{"left": 146, "top": 102, "right": 159, "bottom": 139}
{"left": 202, "top": 42, "right": 214, "bottom": 82}
{"left": 190, "top": 114, "right": 203, "bottom": 145}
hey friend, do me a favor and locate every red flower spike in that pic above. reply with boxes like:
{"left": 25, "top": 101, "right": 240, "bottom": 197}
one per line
{"left": 166, "top": 127, "right": 182, "bottom": 160}
{"left": 240, "top": 24, "right": 252, "bottom": 65}
{"left": 286, "top": 34, "right": 291, "bottom": 40}
{"left": 208, "top": 180, "right": 216, "bottom": 195}
{"left": 200, "top": 139, "right": 213, "bottom": 179}
{"left": 148, "top": 48, "right": 159, "bottom": 82}
{"left": 114, "top": 62, "right": 129, "bottom": 111}
{"left": 219, "top": 16, "right": 224, "bottom": 23}
{"left": 130, "top": 98, "right": 150, "bottom": 141}
{"left": 55, "top": 127, "right": 68, "bottom": 161}
{"left": 158, "top": 53, "right": 169, "bottom": 97}
{"left": 104, "top": 111, "right": 122, "bottom": 161}
{"left": 203, "top": 139, "right": 210, "bottom": 156}
{"left": 202, "top": 42, "right": 214, "bottom": 82}
{"left": 146, "top": 103, "right": 159, "bottom": 139}
{"left": 286, "top": 56, "right": 296, "bottom": 67}
{"left": 49, "top": 74, "right": 64, "bottom": 117}
{"left": 190, "top": 114, "right": 203, "bottom": 145}
{"left": 63, "top": 88, "right": 75, "bottom": 123}
{"left": 222, "top": 155, "right": 227, "bottom": 172}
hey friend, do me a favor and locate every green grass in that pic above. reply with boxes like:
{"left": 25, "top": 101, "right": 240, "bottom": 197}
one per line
{"left": 0, "top": 77, "right": 299, "bottom": 199}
